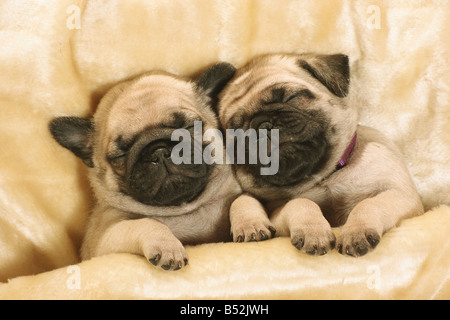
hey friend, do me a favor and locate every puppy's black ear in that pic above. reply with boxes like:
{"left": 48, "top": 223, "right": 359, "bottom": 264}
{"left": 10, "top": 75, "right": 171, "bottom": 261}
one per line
{"left": 49, "top": 116, "right": 94, "bottom": 168}
{"left": 298, "top": 54, "right": 350, "bottom": 97}
{"left": 195, "top": 62, "right": 236, "bottom": 112}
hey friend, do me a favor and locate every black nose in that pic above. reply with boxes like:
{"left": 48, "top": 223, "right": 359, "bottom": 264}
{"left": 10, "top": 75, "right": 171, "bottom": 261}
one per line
{"left": 126, "top": 140, "right": 175, "bottom": 183}
{"left": 149, "top": 147, "right": 171, "bottom": 164}
{"left": 136, "top": 140, "right": 173, "bottom": 164}
{"left": 125, "top": 137, "right": 211, "bottom": 207}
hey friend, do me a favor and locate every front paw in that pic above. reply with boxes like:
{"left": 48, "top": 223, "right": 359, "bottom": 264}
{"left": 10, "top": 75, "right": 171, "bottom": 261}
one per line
{"left": 231, "top": 218, "right": 276, "bottom": 242}
{"left": 291, "top": 225, "right": 336, "bottom": 255}
{"left": 336, "top": 228, "right": 381, "bottom": 257}
{"left": 144, "top": 237, "right": 188, "bottom": 271}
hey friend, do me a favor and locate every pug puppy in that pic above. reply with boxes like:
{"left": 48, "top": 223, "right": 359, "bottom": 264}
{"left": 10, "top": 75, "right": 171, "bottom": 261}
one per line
{"left": 217, "top": 53, "right": 424, "bottom": 256}
{"left": 49, "top": 64, "right": 240, "bottom": 270}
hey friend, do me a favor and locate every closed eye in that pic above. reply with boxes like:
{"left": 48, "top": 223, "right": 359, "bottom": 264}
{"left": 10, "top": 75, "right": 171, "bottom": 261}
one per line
{"left": 184, "top": 123, "right": 195, "bottom": 130}
{"left": 108, "top": 153, "right": 126, "bottom": 176}
{"left": 114, "top": 135, "right": 135, "bottom": 153}
{"left": 111, "top": 153, "right": 126, "bottom": 160}
{"left": 227, "top": 113, "right": 245, "bottom": 130}
{"left": 107, "top": 152, "right": 126, "bottom": 164}
{"left": 284, "top": 89, "right": 315, "bottom": 102}
{"left": 264, "top": 88, "right": 315, "bottom": 105}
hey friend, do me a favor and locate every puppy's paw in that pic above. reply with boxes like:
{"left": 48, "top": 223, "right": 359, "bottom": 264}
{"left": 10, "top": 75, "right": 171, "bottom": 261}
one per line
{"left": 144, "top": 237, "right": 188, "bottom": 271}
{"left": 336, "top": 227, "right": 381, "bottom": 257}
{"left": 231, "top": 218, "right": 276, "bottom": 242}
{"left": 291, "top": 225, "right": 336, "bottom": 255}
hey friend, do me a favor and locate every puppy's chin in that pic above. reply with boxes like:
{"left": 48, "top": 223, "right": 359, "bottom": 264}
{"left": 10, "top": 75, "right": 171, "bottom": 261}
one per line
{"left": 126, "top": 159, "right": 212, "bottom": 207}
{"left": 128, "top": 172, "right": 211, "bottom": 207}
{"left": 238, "top": 136, "right": 330, "bottom": 190}
{"left": 248, "top": 141, "right": 330, "bottom": 187}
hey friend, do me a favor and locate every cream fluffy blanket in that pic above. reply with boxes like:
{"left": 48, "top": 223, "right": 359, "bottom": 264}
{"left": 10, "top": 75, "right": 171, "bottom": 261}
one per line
{"left": 0, "top": 0, "right": 449, "bottom": 299}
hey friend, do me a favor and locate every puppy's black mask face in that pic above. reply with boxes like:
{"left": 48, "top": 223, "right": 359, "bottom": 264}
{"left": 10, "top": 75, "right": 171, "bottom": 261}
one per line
{"left": 49, "top": 62, "right": 237, "bottom": 208}
{"left": 228, "top": 87, "right": 330, "bottom": 188}
{"left": 127, "top": 141, "right": 210, "bottom": 207}
{"left": 111, "top": 124, "right": 212, "bottom": 207}
{"left": 221, "top": 53, "right": 351, "bottom": 190}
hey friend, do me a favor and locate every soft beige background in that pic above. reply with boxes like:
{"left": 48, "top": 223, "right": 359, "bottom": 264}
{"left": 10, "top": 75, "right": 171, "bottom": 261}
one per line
{"left": 0, "top": 0, "right": 449, "bottom": 299}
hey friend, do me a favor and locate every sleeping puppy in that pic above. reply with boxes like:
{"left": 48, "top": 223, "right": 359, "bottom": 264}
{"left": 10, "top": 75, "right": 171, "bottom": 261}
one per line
{"left": 217, "top": 53, "right": 424, "bottom": 256}
{"left": 49, "top": 64, "right": 240, "bottom": 270}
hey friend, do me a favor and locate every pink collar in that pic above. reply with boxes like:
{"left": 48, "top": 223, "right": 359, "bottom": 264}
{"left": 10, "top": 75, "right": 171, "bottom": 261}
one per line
{"left": 337, "top": 132, "right": 357, "bottom": 168}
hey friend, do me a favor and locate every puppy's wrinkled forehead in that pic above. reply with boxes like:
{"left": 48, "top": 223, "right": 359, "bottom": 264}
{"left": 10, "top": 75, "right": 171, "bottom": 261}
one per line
{"left": 219, "top": 55, "right": 311, "bottom": 123}
{"left": 106, "top": 74, "right": 199, "bottom": 135}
